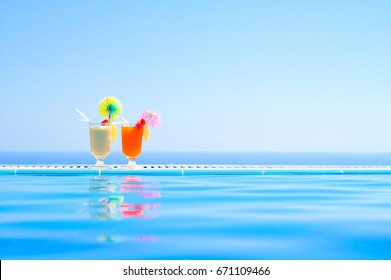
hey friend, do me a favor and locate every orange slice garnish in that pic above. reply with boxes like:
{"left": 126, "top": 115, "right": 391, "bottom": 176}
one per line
{"left": 111, "top": 124, "right": 117, "bottom": 141}
{"left": 143, "top": 125, "right": 150, "bottom": 141}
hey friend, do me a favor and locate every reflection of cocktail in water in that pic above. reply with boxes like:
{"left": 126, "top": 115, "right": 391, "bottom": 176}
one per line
{"left": 90, "top": 122, "right": 112, "bottom": 166}
{"left": 89, "top": 176, "right": 118, "bottom": 193}
{"left": 121, "top": 111, "right": 161, "bottom": 168}
{"left": 88, "top": 196, "right": 123, "bottom": 220}
{"left": 121, "top": 176, "right": 162, "bottom": 198}
{"left": 88, "top": 195, "right": 160, "bottom": 220}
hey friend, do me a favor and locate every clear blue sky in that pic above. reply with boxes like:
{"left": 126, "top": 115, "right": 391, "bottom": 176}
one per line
{"left": 1, "top": 0, "right": 390, "bottom": 152}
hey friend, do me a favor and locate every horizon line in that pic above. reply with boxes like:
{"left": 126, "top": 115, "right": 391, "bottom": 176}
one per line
{"left": 2, "top": 151, "right": 391, "bottom": 154}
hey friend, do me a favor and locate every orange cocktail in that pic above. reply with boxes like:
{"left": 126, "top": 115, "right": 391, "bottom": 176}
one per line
{"left": 121, "top": 124, "right": 143, "bottom": 167}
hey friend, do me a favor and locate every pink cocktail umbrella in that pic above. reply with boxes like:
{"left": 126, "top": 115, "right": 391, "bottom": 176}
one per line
{"left": 139, "top": 110, "right": 162, "bottom": 128}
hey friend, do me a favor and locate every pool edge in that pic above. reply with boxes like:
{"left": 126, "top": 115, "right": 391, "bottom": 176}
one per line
{"left": 2, "top": 164, "right": 391, "bottom": 175}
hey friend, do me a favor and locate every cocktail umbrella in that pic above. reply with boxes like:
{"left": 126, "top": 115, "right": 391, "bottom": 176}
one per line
{"left": 98, "top": 96, "right": 122, "bottom": 121}
{"left": 98, "top": 96, "right": 123, "bottom": 140}
{"left": 139, "top": 110, "right": 162, "bottom": 128}
{"left": 138, "top": 110, "right": 161, "bottom": 141}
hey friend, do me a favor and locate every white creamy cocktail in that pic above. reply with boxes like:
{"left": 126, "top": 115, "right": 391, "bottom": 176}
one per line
{"left": 89, "top": 123, "right": 112, "bottom": 166}
{"left": 75, "top": 96, "right": 123, "bottom": 166}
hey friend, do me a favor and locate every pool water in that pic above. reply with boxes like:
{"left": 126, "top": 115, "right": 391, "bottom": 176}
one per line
{"left": 1, "top": 174, "right": 391, "bottom": 260}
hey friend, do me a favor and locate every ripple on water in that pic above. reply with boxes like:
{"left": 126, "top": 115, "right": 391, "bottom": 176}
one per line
{"left": 0, "top": 174, "right": 391, "bottom": 259}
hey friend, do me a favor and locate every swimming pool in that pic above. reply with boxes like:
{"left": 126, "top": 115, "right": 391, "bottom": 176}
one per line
{"left": 1, "top": 165, "right": 391, "bottom": 260}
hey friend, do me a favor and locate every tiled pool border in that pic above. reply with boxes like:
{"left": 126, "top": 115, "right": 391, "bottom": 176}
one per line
{"left": 1, "top": 164, "right": 391, "bottom": 175}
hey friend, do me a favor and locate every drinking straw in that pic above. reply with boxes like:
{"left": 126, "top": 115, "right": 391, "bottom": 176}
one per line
{"left": 121, "top": 116, "right": 130, "bottom": 125}
{"left": 75, "top": 108, "right": 90, "bottom": 122}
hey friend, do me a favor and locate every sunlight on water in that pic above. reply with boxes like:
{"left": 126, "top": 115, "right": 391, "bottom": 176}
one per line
{"left": 0, "top": 174, "right": 391, "bottom": 259}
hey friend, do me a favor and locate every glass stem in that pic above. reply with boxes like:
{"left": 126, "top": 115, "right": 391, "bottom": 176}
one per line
{"left": 127, "top": 158, "right": 137, "bottom": 166}
{"left": 95, "top": 157, "right": 105, "bottom": 166}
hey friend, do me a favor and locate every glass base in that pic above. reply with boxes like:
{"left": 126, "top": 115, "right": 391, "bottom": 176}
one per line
{"left": 89, "top": 157, "right": 108, "bottom": 168}
{"left": 96, "top": 159, "right": 105, "bottom": 166}
{"left": 124, "top": 158, "right": 140, "bottom": 169}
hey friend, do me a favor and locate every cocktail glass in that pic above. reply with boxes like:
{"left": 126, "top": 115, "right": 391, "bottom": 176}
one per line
{"left": 121, "top": 123, "right": 143, "bottom": 168}
{"left": 89, "top": 122, "right": 112, "bottom": 166}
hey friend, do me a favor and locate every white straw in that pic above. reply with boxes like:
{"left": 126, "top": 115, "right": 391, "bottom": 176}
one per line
{"left": 75, "top": 108, "right": 90, "bottom": 122}
{"left": 74, "top": 118, "right": 90, "bottom": 122}
{"left": 121, "top": 116, "right": 130, "bottom": 125}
